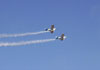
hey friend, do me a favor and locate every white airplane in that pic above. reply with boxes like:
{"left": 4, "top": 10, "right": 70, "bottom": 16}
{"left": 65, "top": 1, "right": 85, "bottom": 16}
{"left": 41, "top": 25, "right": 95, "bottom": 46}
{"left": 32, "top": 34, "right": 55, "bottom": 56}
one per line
{"left": 56, "top": 34, "right": 67, "bottom": 41}
{"left": 45, "top": 25, "right": 56, "bottom": 33}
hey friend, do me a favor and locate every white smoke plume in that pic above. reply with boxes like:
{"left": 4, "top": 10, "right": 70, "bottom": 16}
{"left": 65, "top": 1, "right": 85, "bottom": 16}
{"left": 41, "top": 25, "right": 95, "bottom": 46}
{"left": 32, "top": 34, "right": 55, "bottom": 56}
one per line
{"left": 0, "top": 39, "right": 55, "bottom": 47}
{"left": 0, "top": 31, "right": 49, "bottom": 38}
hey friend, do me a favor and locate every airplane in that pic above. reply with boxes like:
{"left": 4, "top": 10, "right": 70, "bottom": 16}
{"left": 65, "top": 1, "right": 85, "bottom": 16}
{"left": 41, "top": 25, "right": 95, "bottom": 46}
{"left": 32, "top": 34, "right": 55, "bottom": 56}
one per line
{"left": 45, "top": 25, "right": 56, "bottom": 33}
{"left": 56, "top": 34, "right": 67, "bottom": 41}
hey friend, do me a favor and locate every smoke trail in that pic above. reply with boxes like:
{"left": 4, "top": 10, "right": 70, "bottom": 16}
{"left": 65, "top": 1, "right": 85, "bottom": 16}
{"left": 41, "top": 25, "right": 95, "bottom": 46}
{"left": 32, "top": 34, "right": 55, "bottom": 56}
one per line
{"left": 0, "top": 31, "right": 49, "bottom": 38}
{"left": 0, "top": 39, "right": 55, "bottom": 47}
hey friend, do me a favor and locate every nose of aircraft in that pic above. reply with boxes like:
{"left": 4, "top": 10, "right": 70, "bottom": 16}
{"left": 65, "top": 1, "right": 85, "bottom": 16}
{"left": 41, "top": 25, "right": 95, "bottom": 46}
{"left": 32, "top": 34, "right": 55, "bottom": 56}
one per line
{"left": 64, "top": 36, "right": 67, "bottom": 39}
{"left": 53, "top": 28, "right": 56, "bottom": 31}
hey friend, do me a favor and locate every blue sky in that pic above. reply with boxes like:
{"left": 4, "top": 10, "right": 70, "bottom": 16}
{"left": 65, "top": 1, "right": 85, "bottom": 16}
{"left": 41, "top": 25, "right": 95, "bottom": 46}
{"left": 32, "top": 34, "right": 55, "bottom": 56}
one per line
{"left": 0, "top": 0, "right": 100, "bottom": 70}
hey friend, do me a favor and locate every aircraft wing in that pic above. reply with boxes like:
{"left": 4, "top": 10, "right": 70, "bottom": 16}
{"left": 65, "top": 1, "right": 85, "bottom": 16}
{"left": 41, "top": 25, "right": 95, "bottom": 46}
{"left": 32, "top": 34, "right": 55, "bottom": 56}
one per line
{"left": 61, "top": 34, "right": 64, "bottom": 40}
{"left": 61, "top": 34, "right": 64, "bottom": 37}
{"left": 50, "top": 31, "right": 54, "bottom": 33}
{"left": 51, "top": 25, "right": 54, "bottom": 30}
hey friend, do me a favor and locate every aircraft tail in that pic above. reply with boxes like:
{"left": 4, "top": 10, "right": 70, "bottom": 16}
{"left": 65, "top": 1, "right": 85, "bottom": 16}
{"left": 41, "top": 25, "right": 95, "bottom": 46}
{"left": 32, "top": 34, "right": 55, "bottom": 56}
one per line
{"left": 55, "top": 36, "right": 59, "bottom": 39}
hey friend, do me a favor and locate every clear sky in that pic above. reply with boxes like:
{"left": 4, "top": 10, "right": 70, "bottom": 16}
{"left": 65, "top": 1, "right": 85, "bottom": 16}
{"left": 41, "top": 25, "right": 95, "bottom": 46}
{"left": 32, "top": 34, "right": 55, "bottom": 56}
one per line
{"left": 0, "top": 0, "right": 100, "bottom": 70}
